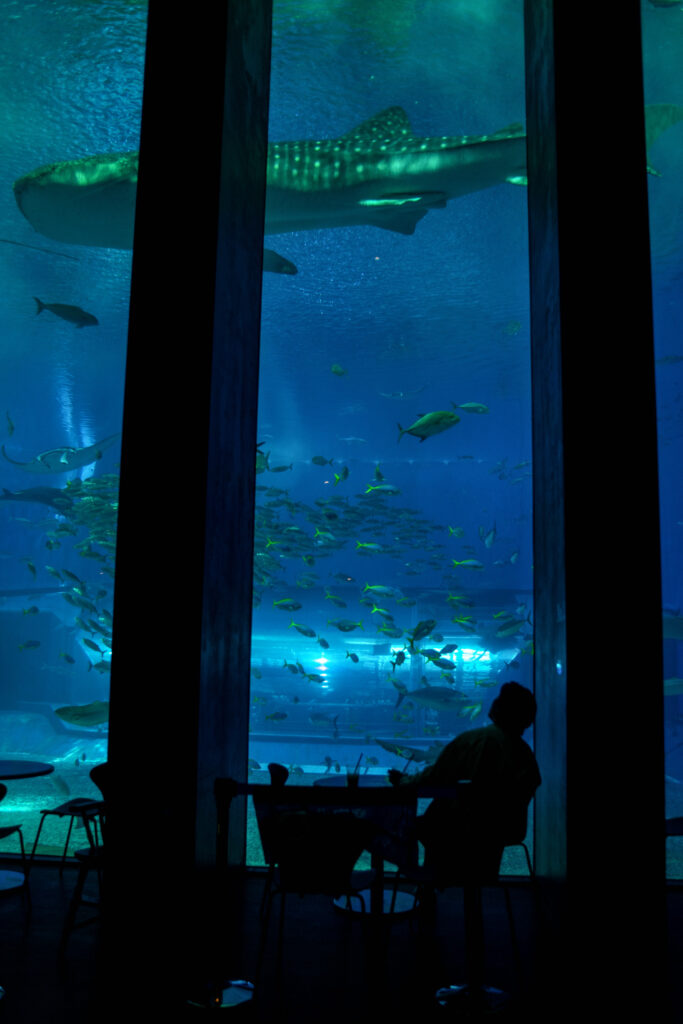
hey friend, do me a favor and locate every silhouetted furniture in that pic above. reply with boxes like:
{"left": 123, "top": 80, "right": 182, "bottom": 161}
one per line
{"left": 0, "top": 784, "right": 27, "bottom": 885}
{"left": 58, "top": 763, "right": 108, "bottom": 956}
{"left": 314, "top": 773, "right": 420, "bottom": 916}
{"left": 29, "top": 762, "right": 107, "bottom": 875}
{"left": 0, "top": 760, "right": 53, "bottom": 891}
{"left": 214, "top": 767, "right": 418, "bottom": 989}
{"left": 402, "top": 784, "right": 536, "bottom": 1014}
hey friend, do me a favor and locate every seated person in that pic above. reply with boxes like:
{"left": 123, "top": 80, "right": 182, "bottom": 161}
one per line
{"left": 389, "top": 682, "right": 541, "bottom": 883}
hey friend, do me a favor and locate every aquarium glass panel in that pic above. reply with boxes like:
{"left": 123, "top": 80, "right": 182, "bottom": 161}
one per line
{"left": 249, "top": 0, "right": 533, "bottom": 874}
{"left": 641, "top": 5, "right": 683, "bottom": 880}
{"left": 0, "top": 1, "right": 146, "bottom": 853}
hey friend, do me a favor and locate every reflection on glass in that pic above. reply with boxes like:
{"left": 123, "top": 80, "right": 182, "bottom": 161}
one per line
{"left": 641, "top": 5, "right": 683, "bottom": 880}
{"left": 0, "top": 1, "right": 147, "bottom": 853}
{"left": 249, "top": 0, "right": 533, "bottom": 873}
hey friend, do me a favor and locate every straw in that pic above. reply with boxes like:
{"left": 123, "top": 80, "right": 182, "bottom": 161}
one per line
{"left": 353, "top": 752, "right": 363, "bottom": 774}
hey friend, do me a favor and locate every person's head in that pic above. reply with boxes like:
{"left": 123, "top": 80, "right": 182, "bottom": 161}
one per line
{"left": 488, "top": 682, "right": 536, "bottom": 736}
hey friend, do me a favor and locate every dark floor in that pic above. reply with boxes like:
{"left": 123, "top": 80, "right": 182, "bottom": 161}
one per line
{"left": 0, "top": 858, "right": 681, "bottom": 1022}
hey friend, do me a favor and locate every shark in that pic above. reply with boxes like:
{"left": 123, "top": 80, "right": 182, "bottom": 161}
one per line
{"left": 2, "top": 433, "right": 120, "bottom": 474}
{"left": 0, "top": 485, "right": 74, "bottom": 510}
{"left": 12, "top": 104, "right": 683, "bottom": 273}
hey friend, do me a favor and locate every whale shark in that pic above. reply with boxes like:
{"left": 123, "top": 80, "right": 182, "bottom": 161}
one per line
{"left": 2, "top": 433, "right": 120, "bottom": 474}
{"left": 12, "top": 104, "right": 683, "bottom": 271}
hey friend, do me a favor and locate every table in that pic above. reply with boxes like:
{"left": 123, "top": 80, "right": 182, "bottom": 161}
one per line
{"left": 314, "top": 774, "right": 419, "bottom": 916}
{"left": 0, "top": 759, "right": 54, "bottom": 891}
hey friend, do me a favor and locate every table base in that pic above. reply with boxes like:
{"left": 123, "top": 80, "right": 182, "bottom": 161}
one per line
{"left": 435, "top": 983, "right": 511, "bottom": 1017}
{"left": 0, "top": 869, "right": 26, "bottom": 892}
{"left": 333, "top": 886, "right": 418, "bottom": 916}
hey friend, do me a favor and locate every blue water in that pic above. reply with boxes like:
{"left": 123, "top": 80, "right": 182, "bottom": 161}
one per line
{"left": 0, "top": 1, "right": 681, "bottom": 869}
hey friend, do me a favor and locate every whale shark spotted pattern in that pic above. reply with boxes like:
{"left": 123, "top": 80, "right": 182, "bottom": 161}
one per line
{"left": 12, "top": 104, "right": 683, "bottom": 262}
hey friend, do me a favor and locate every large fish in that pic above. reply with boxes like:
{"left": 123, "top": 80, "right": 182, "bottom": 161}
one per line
{"left": 13, "top": 104, "right": 683, "bottom": 273}
{"left": 2, "top": 433, "right": 120, "bottom": 474}
{"left": 0, "top": 485, "right": 73, "bottom": 509}
{"left": 54, "top": 699, "right": 110, "bottom": 727}
{"left": 394, "top": 685, "right": 470, "bottom": 713}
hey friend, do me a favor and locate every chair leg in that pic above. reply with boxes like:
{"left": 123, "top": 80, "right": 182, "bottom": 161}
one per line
{"left": 58, "top": 858, "right": 90, "bottom": 957}
{"left": 502, "top": 884, "right": 525, "bottom": 986}
{"left": 26, "top": 813, "right": 47, "bottom": 879}
{"left": 60, "top": 817, "right": 76, "bottom": 874}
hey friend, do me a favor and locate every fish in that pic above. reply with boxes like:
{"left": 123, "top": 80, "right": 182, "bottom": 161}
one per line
{"left": 288, "top": 621, "right": 317, "bottom": 637}
{"left": 6, "top": 412, "right": 14, "bottom": 437}
{"left": 265, "top": 711, "right": 288, "bottom": 721}
{"left": 327, "top": 619, "right": 363, "bottom": 632}
{"left": 334, "top": 466, "right": 349, "bottom": 486}
{"left": 365, "top": 483, "right": 400, "bottom": 495}
{"left": 283, "top": 660, "right": 299, "bottom": 674}
{"left": 373, "top": 737, "right": 431, "bottom": 763}
{"left": 312, "top": 455, "right": 333, "bottom": 466}
{"left": 430, "top": 658, "right": 455, "bottom": 671}
{"left": 346, "top": 651, "right": 359, "bottom": 663}
{"left": 390, "top": 650, "right": 406, "bottom": 671}
{"left": 54, "top": 699, "right": 110, "bottom": 727}
{"left": 269, "top": 463, "right": 293, "bottom": 473}
{"left": 454, "top": 402, "right": 489, "bottom": 414}
{"left": 263, "top": 248, "right": 298, "bottom": 274}
{"left": 317, "top": 637, "right": 330, "bottom": 649}
{"left": 331, "top": 364, "right": 347, "bottom": 376}
{"left": 19, "top": 640, "right": 40, "bottom": 650}
{"left": 2, "top": 433, "right": 120, "bottom": 474}
{"left": 406, "top": 618, "right": 437, "bottom": 648}
{"left": 273, "top": 599, "right": 303, "bottom": 611}
{"left": 397, "top": 410, "right": 459, "bottom": 442}
{"left": 22, "top": 606, "right": 39, "bottom": 615}
{"left": 309, "top": 713, "right": 339, "bottom": 738}
{"left": 0, "top": 485, "right": 75, "bottom": 510}
{"left": 394, "top": 684, "right": 469, "bottom": 713}
{"left": 34, "top": 297, "right": 98, "bottom": 328}
{"left": 14, "top": 104, "right": 683, "bottom": 270}
{"left": 452, "top": 558, "right": 484, "bottom": 569}
{"left": 363, "top": 584, "right": 402, "bottom": 597}
{"left": 12, "top": 107, "right": 526, "bottom": 249}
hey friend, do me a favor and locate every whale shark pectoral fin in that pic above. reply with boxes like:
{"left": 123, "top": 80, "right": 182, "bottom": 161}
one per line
{"left": 358, "top": 191, "right": 448, "bottom": 234}
{"left": 263, "top": 248, "right": 298, "bottom": 274}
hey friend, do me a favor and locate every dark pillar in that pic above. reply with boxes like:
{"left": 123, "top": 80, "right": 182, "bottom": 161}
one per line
{"left": 103, "top": 0, "right": 270, "bottom": 1012}
{"left": 526, "top": 0, "right": 666, "bottom": 1014}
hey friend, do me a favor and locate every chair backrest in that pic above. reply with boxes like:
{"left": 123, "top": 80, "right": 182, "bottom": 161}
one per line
{"left": 252, "top": 795, "right": 371, "bottom": 896}
{"left": 89, "top": 762, "right": 108, "bottom": 800}
{"left": 214, "top": 775, "right": 418, "bottom": 894}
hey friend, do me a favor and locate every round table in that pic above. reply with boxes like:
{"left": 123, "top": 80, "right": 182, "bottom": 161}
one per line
{"left": 314, "top": 774, "right": 419, "bottom": 915}
{"left": 0, "top": 759, "right": 54, "bottom": 890}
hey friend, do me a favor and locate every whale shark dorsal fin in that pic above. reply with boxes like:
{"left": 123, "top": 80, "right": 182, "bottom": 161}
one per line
{"left": 340, "top": 106, "right": 416, "bottom": 149}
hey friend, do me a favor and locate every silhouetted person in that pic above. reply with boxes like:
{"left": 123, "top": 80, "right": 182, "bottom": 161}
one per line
{"left": 389, "top": 682, "right": 541, "bottom": 882}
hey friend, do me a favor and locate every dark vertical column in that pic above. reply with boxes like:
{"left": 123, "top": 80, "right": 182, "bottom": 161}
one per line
{"left": 525, "top": 0, "right": 666, "bottom": 1014}
{"left": 102, "top": 0, "right": 270, "bottom": 1013}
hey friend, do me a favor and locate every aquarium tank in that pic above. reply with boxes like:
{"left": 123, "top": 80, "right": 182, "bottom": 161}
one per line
{"left": 0, "top": 0, "right": 680, "bottom": 877}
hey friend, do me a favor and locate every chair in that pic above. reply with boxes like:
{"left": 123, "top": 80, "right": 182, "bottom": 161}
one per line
{"left": 214, "top": 765, "right": 415, "bottom": 989}
{"left": 0, "top": 783, "right": 28, "bottom": 884}
{"left": 392, "top": 784, "right": 537, "bottom": 1011}
{"left": 58, "top": 764, "right": 108, "bottom": 956}
{"left": 28, "top": 763, "right": 107, "bottom": 875}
